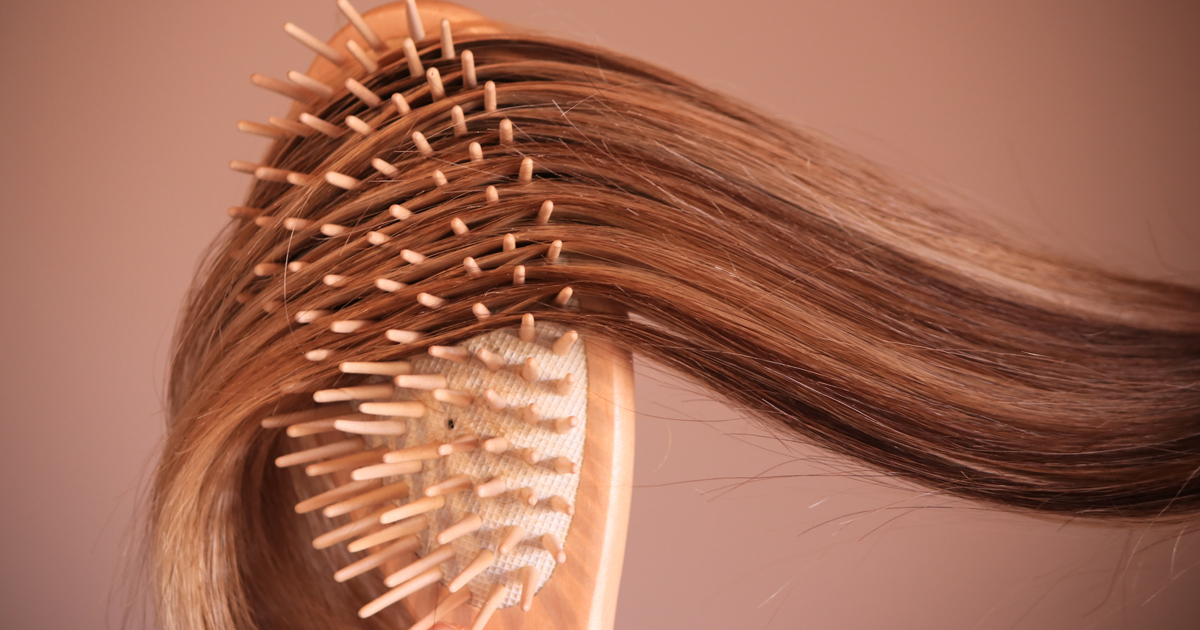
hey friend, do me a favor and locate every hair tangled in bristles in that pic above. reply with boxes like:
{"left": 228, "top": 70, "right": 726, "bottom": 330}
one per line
{"left": 154, "top": 32, "right": 1200, "bottom": 630}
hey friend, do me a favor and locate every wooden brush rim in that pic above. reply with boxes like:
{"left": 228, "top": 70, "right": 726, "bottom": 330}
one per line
{"left": 299, "top": 1, "right": 508, "bottom": 91}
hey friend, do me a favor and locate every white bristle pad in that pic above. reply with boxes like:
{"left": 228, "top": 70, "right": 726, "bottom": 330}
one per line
{"left": 364, "top": 323, "right": 587, "bottom": 609}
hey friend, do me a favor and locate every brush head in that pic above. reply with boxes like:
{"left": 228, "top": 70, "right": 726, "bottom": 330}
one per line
{"left": 242, "top": 2, "right": 636, "bottom": 628}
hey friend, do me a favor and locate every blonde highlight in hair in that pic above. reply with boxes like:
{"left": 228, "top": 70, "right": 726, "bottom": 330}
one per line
{"left": 152, "top": 33, "right": 1200, "bottom": 630}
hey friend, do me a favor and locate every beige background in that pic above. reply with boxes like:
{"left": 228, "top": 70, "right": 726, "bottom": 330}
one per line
{"left": 2, "top": 0, "right": 1198, "bottom": 628}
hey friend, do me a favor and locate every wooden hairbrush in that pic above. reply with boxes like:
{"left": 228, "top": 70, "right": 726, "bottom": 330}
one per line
{"left": 240, "top": 2, "right": 635, "bottom": 628}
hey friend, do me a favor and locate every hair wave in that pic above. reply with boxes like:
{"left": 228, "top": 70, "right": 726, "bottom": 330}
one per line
{"left": 152, "top": 34, "right": 1200, "bottom": 630}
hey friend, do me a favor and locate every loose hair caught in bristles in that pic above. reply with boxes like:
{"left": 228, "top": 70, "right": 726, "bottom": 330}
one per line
{"left": 153, "top": 18, "right": 1200, "bottom": 630}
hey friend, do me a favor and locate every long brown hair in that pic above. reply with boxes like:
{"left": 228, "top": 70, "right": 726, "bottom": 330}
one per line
{"left": 152, "top": 32, "right": 1200, "bottom": 630}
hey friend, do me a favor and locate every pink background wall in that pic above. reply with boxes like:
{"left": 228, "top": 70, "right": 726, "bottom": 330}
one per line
{"left": 1, "top": 1, "right": 1197, "bottom": 628}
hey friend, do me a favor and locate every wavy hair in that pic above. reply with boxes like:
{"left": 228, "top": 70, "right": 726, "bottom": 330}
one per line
{"left": 152, "top": 32, "right": 1200, "bottom": 630}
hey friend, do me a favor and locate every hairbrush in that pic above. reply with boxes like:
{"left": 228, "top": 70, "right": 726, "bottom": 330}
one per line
{"left": 239, "top": 1, "right": 634, "bottom": 628}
